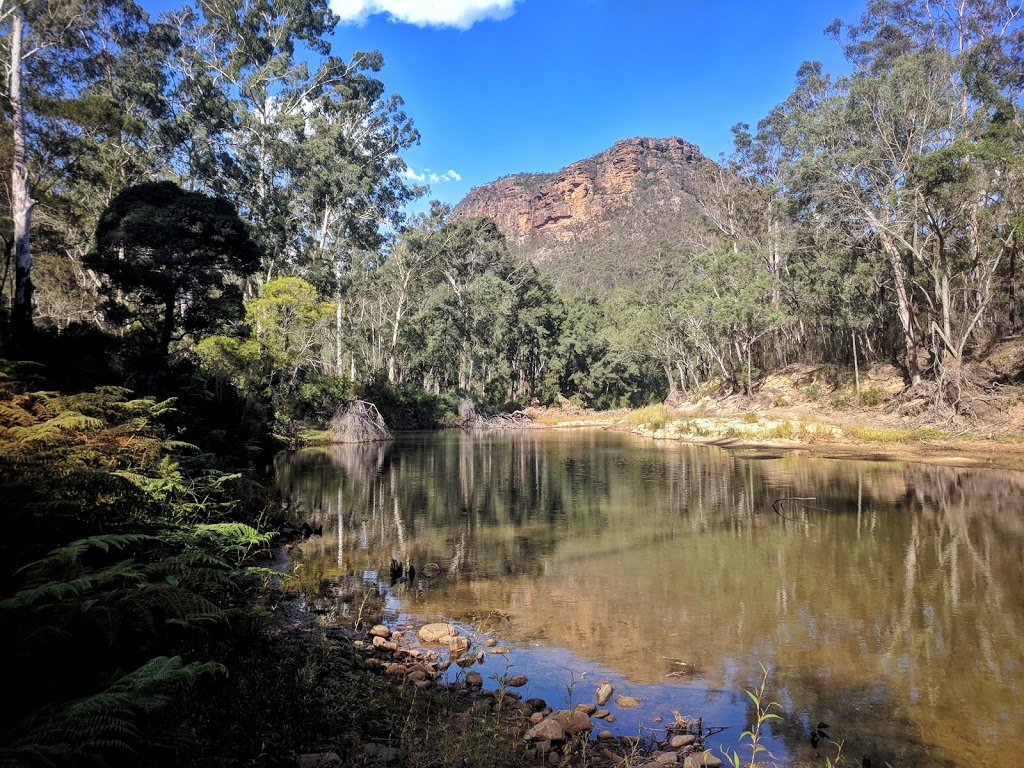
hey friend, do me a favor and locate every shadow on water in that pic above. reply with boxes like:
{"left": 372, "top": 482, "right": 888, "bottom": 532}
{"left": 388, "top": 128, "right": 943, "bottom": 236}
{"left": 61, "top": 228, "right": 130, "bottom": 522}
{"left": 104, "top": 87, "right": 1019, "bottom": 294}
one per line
{"left": 276, "top": 430, "right": 1024, "bottom": 767}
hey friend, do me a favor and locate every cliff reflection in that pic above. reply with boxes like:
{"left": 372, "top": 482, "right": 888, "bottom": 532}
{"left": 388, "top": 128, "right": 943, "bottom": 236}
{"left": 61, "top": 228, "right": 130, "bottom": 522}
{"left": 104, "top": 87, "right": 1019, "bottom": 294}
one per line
{"left": 277, "top": 431, "right": 1024, "bottom": 767}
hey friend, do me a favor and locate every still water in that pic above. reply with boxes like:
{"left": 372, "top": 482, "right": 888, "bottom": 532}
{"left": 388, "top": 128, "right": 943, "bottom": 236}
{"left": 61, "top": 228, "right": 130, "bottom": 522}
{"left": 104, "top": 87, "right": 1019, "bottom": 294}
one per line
{"left": 276, "top": 430, "right": 1024, "bottom": 767}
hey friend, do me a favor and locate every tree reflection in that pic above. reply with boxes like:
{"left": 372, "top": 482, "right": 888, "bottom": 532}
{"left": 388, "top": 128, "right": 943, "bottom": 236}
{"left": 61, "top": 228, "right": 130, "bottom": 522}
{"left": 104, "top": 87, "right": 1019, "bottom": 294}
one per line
{"left": 279, "top": 432, "right": 1024, "bottom": 767}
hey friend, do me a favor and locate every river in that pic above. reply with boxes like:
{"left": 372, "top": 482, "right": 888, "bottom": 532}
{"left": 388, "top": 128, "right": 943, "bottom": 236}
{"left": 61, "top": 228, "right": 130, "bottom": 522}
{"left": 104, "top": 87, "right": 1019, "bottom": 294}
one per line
{"left": 276, "top": 429, "right": 1024, "bottom": 767}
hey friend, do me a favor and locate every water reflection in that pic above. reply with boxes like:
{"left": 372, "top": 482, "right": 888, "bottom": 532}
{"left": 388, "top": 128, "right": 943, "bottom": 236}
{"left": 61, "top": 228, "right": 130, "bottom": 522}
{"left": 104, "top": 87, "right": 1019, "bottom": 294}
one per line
{"left": 276, "top": 431, "right": 1024, "bottom": 767}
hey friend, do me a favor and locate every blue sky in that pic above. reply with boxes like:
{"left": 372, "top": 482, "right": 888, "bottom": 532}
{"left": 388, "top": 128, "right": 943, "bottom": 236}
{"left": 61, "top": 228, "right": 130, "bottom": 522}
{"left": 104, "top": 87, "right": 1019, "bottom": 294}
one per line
{"left": 143, "top": 0, "right": 867, "bottom": 207}
{"left": 328, "top": 0, "right": 865, "bottom": 208}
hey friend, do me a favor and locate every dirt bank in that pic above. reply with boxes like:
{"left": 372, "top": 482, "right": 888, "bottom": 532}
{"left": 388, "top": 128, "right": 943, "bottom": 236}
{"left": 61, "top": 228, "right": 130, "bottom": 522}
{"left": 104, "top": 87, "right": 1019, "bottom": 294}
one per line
{"left": 525, "top": 354, "right": 1024, "bottom": 471}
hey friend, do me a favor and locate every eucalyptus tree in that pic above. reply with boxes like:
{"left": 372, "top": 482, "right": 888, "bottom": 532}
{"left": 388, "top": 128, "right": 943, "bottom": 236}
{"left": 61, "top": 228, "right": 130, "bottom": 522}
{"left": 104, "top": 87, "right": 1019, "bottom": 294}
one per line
{"left": 167, "top": 1, "right": 419, "bottom": 286}
{"left": 770, "top": 0, "right": 1024, "bottom": 405}
{"left": 1, "top": 0, "right": 161, "bottom": 343}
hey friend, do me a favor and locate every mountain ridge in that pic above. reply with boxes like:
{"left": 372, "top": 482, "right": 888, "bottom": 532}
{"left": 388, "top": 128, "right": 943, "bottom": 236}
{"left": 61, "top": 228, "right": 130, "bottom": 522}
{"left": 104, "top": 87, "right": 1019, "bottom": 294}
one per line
{"left": 451, "top": 136, "right": 707, "bottom": 280}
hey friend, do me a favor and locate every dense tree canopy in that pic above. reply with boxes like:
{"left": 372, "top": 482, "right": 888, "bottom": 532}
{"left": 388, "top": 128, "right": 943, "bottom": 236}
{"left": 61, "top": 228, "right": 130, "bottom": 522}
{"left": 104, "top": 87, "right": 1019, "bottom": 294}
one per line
{"left": 87, "top": 181, "right": 259, "bottom": 357}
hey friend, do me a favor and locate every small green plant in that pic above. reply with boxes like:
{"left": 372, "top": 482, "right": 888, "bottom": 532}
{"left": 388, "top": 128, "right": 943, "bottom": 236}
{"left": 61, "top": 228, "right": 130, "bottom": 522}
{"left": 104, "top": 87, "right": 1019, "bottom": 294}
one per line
{"left": 801, "top": 383, "right": 822, "bottom": 400}
{"left": 563, "top": 669, "right": 585, "bottom": 709}
{"left": 859, "top": 386, "right": 880, "bottom": 407}
{"left": 742, "top": 412, "right": 759, "bottom": 424}
{"left": 724, "top": 663, "right": 780, "bottom": 768}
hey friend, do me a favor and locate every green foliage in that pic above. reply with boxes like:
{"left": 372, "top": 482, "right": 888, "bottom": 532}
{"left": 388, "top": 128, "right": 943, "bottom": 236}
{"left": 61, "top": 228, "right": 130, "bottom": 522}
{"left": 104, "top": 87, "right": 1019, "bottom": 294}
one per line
{"left": 357, "top": 377, "right": 460, "bottom": 430}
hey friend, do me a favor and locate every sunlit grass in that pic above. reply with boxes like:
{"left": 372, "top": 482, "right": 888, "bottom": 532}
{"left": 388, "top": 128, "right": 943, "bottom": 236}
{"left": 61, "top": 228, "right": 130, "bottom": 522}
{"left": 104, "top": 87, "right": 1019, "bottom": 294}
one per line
{"left": 627, "top": 403, "right": 672, "bottom": 430}
{"left": 847, "top": 425, "right": 943, "bottom": 443}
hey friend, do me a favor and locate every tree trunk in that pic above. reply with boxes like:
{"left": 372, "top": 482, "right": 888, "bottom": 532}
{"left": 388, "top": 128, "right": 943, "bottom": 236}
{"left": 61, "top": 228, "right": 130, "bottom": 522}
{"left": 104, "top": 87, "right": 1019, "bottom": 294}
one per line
{"left": 879, "top": 232, "right": 921, "bottom": 385}
{"left": 160, "top": 293, "right": 176, "bottom": 359}
{"left": 663, "top": 363, "right": 679, "bottom": 405}
{"left": 10, "top": 13, "right": 34, "bottom": 342}
{"left": 852, "top": 329, "right": 860, "bottom": 404}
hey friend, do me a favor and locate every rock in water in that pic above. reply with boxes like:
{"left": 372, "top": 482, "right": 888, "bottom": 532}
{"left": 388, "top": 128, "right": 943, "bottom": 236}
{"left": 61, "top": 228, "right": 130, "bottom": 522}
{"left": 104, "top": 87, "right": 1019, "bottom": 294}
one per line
{"left": 684, "top": 754, "right": 723, "bottom": 768}
{"left": 418, "top": 623, "right": 457, "bottom": 643}
{"left": 596, "top": 682, "right": 614, "bottom": 706}
{"left": 615, "top": 695, "right": 641, "bottom": 708}
{"left": 505, "top": 674, "right": 528, "bottom": 687}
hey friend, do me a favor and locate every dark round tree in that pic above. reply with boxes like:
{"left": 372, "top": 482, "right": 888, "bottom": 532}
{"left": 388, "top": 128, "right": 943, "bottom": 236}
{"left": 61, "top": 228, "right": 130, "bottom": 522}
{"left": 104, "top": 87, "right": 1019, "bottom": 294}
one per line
{"left": 87, "top": 181, "right": 261, "bottom": 359}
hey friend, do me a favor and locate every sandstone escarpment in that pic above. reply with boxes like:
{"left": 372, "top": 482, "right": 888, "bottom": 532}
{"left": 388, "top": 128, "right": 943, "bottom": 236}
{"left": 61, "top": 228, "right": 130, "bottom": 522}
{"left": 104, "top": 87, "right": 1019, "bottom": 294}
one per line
{"left": 451, "top": 137, "right": 706, "bottom": 277}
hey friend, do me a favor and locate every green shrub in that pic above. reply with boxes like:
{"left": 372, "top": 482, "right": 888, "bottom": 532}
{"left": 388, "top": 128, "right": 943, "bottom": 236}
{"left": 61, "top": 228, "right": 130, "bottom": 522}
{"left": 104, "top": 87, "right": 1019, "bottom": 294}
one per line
{"left": 627, "top": 403, "right": 671, "bottom": 430}
{"left": 860, "top": 386, "right": 881, "bottom": 407}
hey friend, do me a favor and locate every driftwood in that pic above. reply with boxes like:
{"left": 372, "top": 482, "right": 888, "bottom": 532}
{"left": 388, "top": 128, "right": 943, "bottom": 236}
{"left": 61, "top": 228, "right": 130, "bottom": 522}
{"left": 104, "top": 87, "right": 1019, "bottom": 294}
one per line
{"left": 458, "top": 399, "right": 536, "bottom": 431}
{"left": 328, "top": 400, "right": 392, "bottom": 443}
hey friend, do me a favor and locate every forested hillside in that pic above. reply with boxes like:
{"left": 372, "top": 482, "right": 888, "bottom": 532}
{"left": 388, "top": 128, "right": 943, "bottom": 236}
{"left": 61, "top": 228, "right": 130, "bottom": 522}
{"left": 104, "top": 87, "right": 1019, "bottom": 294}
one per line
{"left": 2, "top": 0, "right": 1022, "bottom": 419}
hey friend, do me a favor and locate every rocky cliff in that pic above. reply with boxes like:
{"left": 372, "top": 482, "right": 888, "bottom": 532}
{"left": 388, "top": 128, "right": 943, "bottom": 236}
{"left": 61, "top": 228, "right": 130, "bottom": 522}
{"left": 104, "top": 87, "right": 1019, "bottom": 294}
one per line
{"left": 451, "top": 137, "right": 707, "bottom": 284}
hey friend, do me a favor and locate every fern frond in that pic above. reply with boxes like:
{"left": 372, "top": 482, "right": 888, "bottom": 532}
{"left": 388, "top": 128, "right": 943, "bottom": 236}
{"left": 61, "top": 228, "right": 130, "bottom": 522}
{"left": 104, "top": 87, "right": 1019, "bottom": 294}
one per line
{"left": 162, "top": 440, "right": 199, "bottom": 452}
{"left": 193, "top": 523, "right": 274, "bottom": 548}
{"left": 18, "top": 534, "right": 157, "bottom": 574}
{"left": 1, "top": 577, "right": 97, "bottom": 610}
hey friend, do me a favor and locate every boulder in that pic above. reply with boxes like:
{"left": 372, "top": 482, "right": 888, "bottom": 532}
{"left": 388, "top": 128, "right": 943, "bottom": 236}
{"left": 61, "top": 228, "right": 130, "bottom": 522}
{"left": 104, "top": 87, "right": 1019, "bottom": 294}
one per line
{"left": 418, "top": 623, "right": 458, "bottom": 643}
{"left": 684, "top": 754, "right": 723, "bottom": 768}
{"left": 550, "top": 709, "right": 594, "bottom": 735}
{"left": 524, "top": 717, "right": 567, "bottom": 743}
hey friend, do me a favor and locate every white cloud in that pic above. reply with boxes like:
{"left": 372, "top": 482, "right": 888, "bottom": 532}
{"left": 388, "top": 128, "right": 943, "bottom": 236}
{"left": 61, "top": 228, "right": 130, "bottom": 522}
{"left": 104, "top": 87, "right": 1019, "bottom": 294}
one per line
{"left": 331, "top": 0, "right": 519, "bottom": 29}
{"left": 406, "top": 166, "right": 463, "bottom": 185}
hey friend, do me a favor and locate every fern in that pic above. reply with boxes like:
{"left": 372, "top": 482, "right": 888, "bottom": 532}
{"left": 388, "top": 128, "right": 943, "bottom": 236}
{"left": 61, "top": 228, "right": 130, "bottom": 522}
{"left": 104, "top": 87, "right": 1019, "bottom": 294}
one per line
{"left": 17, "top": 534, "right": 157, "bottom": 574}
{"left": 1, "top": 656, "right": 225, "bottom": 767}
